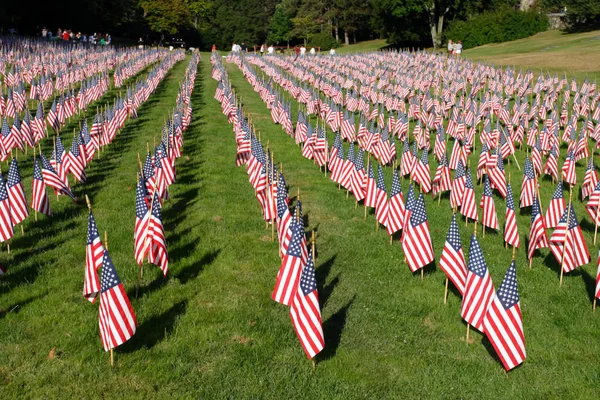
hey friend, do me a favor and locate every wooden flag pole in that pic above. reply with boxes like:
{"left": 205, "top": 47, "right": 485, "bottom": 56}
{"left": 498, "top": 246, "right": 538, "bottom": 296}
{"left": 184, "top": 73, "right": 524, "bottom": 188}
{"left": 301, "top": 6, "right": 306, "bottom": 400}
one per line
{"left": 311, "top": 230, "right": 316, "bottom": 260}
{"left": 444, "top": 277, "right": 449, "bottom": 304}
{"left": 559, "top": 187, "right": 573, "bottom": 287}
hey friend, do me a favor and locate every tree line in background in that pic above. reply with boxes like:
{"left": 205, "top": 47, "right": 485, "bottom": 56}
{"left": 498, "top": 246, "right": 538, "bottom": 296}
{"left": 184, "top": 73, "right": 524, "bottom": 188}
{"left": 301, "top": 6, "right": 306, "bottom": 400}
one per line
{"left": 0, "top": 0, "right": 598, "bottom": 50}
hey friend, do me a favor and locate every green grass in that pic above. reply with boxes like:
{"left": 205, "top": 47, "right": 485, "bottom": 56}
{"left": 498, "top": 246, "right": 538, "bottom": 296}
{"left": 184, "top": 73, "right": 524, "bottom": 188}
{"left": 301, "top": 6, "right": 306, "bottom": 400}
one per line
{"left": 335, "top": 39, "right": 389, "bottom": 54}
{"left": 465, "top": 30, "right": 600, "bottom": 82}
{"left": 2, "top": 49, "right": 600, "bottom": 398}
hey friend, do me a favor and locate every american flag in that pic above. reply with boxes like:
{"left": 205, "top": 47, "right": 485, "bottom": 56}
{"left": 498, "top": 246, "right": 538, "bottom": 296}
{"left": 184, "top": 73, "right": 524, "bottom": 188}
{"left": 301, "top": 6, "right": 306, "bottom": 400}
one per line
{"left": 273, "top": 222, "right": 306, "bottom": 306}
{"left": 276, "top": 176, "right": 292, "bottom": 258}
{"left": 483, "top": 261, "right": 526, "bottom": 371}
{"left": 549, "top": 203, "right": 590, "bottom": 273}
{"left": 39, "top": 153, "right": 75, "bottom": 200}
{"left": 98, "top": 249, "right": 137, "bottom": 351}
{"left": 386, "top": 169, "right": 404, "bottom": 235}
{"left": 414, "top": 149, "right": 431, "bottom": 193}
{"left": 432, "top": 152, "right": 452, "bottom": 196}
{"left": 480, "top": 175, "right": 499, "bottom": 230}
{"left": 504, "top": 183, "right": 520, "bottom": 248}
{"left": 31, "top": 159, "right": 51, "bottom": 216}
{"left": 402, "top": 193, "right": 434, "bottom": 273}
{"left": 460, "top": 167, "right": 478, "bottom": 222}
{"left": 528, "top": 196, "right": 549, "bottom": 261}
{"left": 6, "top": 159, "right": 28, "bottom": 225}
{"left": 0, "top": 172, "right": 14, "bottom": 242}
{"left": 148, "top": 192, "right": 168, "bottom": 276}
{"left": 84, "top": 211, "right": 104, "bottom": 303}
{"left": 519, "top": 157, "right": 537, "bottom": 208}
{"left": 290, "top": 249, "right": 324, "bottom": 359}
{"left": 450, "top": 160, "right": 466, "bottom": 209}
{"left": 582, "top": 158, "right": 598, "bottom": 200}
{"left": 461, "top": 234, "right": 494, "bottom": 332}
{"left": 545, "top": 181, "right": 565, "bottom": 228}
{"left": 364, "top": 162, "right": 377, "bottom": 208}
{"left": 488, "top": 148, "right": 507, "bottom": 198}
{"left": 439, "top": 213, "right": 467, "bottom": 295}
{"left": 561, "top": 149, "right": 576, "bottom": 186}
{"left": 65, "top": 134, "right": 87, "bottom": 183}
{"left": 596, "top": 250, "right": 600, "bottom": 300}
{"left": 134, "top": 175, "right": 150, "bottom": 266}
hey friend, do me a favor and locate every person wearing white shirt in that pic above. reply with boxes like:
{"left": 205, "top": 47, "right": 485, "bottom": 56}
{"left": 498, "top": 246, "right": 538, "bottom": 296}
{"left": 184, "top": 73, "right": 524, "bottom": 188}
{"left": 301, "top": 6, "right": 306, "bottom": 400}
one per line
{"left": 300, "top": 46, "right": 306, "bottom": 56}
{"left": 267, "top": 45, "right": 274, "bottom": 55}
{"left": 309, "top": 47, "right": 315, "bottom": 55}
{"left": 329, "top": 48, "right": 336, "bottom": 55}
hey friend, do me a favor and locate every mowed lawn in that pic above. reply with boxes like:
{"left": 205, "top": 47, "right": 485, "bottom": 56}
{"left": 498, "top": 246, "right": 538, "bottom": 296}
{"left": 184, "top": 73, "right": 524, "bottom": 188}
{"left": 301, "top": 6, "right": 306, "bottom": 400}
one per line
{"left": 1, "top": 48, "right": 600, "bottom": 398}
{"left": 465, "top": 30, "right": 600, "bottom": 82}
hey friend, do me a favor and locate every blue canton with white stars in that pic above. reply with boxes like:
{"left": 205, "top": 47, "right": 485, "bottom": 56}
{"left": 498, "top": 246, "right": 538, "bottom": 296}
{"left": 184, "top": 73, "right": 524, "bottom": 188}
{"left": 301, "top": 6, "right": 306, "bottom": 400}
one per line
{"left": 100, "top": 250, "right": 121, "bottom": 293}
{"left": 468, "top": 235, "right": 488, "bottom": 278}
{"left": 7, "top": 159, "right": 21, "bottom": 188}
{"left": 446, "top": 214, "right": 462, "bottom": 251}
{"left": 410, "top": 194, "right": 428, "bottom": 227}
{"left": 87, "top": 212, "right": 100, "bottom": 245}
{"left": 496, "top": 261, "right": 519, "bottom": 309}
{"left": 300, "top": 250, "right": 317, "bottom": 296}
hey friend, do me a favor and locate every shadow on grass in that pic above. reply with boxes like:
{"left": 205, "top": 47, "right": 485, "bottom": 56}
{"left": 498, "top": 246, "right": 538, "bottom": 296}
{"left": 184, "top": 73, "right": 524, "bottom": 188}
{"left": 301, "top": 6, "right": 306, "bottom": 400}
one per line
{"left": 129, "top": 274, "right": 170, "bottom": 299}
{"left": 317, "top": 295, "right": 356, "bottom": 362}
{"left": 316, "top": 255, "right": 338, "bottom": 307}
{"left": 175, "top": 249, "right": 221, "bottom": 284}
{"left": 580, "top": 267, "right": 597, "bottom": 305}
{"left": 0, "top": 292, "right": 47, "bottom": 319}
{"left": 121, "top": 299, "right": 188, "bottom": 353}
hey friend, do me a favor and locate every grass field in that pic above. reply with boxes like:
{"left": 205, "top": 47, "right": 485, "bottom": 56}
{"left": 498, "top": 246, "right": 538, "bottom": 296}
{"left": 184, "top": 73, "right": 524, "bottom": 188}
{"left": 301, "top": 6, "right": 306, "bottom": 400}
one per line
{"left": 464, "top": 30, "right": 600, "bottom": 82}
{"left": 335, "top": 39, "right": 389, "bottom": 54}
{"left": 1, "top": 46, "right": 600, "bottom": 398}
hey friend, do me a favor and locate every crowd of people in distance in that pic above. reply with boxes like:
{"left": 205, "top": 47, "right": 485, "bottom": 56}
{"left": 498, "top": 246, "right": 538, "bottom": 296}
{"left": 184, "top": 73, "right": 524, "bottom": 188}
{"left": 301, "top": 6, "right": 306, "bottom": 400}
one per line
{"left": 447, "top": 40, "right": 463, "bottom": 56}
{"left": 226, "top": 42, "right": 329, "bottom": 57}
{"left": 41, "top": 27, "right": 111, "bottom": 45}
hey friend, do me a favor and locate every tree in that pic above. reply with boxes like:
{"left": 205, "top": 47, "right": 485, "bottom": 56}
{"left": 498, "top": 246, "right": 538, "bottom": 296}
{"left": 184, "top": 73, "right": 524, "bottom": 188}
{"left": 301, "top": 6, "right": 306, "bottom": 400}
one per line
{"left": 139, "top": 0, "right": 190, "bottom": 34}
{"left": 185, "top": 0, "right": 212, "bottom": 30}
{"left": 337, "top": 0, "right": 371, "bottom": 44}
{"left": 268, "top": 2, "right": 294, "bottom": 45}
{"left": 291, "top": 0, "right": 328, "bottom": 45}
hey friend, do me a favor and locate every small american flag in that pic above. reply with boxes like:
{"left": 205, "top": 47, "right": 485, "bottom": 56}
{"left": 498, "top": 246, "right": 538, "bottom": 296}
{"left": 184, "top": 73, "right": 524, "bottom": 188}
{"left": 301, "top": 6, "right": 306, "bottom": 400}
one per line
{"left": 545, "top": 181, "right": 565, "bottom": 229}
{"left": 549, "top": 203, "right": 590, "bottom": 273}
{"left": 386, "top": 169, "right": 403, "bottom": 235}
{"left": 6, "top": 159, "right": 28, "bottom": 225}
{"left": 273, "top": 222, "right": 305, "bottom": 306}
{"left": 0, "top": 172, "right": 14, "bottom": 242}
{"left": 134, "top": 175, "right": 150, "bottom": 266}
{"left": 519, "top": 157, "right": 536, "bottom": 208}
{"left": 595, "top": 250, "right": 600, "bottom": 300}
{"left": 439, "top": 214, "right": 467, "bottom": 295}
{"left": 527, "top": 196, "right": 549, "bottom": 261}
{"left": 98, "top": 249, "right": 137, "bottom": 351}
{"left": 460, "top": 167, "right": 478, "bottom": 222}
{"left": 148, "top": 192, "right": 168, "bottom": 276}
{"left": 39, "top": 153, "right": 75, "bottom": 200}
{"left": 479, "top": 175, "right": 499, "bottom": 230}
{"left": 290, "top": 249, "right": 324, "bottom": 359}
{"left": 402, "top": 193, "right": 434, "bottom": 273}
{"left": 31, "top": 159, "right": 51, "bottom": 216}
{"left": 483, "top": 261, "right": 526, "bottom": 371}
{"left": 450, "top": 160, "right": 466, "bottom": 209}
{"left": 85, "top": 211, "right": 104, "bottom": 302}
{"left": 504, "top": 183, "right": 520, "bottom": 248}
{"left": 461, "top": 234, "right": 494, "bottom": 332}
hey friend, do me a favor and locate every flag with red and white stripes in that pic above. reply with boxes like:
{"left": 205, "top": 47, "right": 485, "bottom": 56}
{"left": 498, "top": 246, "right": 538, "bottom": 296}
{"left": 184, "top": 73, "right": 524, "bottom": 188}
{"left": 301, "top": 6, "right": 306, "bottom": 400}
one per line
{"left": 273, "top": 222, "right": 306, "bottom": 306}
{"left": 504, "top": 183, "right": 520, "bottom": 248}
{"left": 402, "top": 193, "right": 434, "bottom": 273}
{"left": 84, "top": 211, "right": 104, "bottom": 303}
{"left": 528, "top": 196, "right": 549, "bottom": 261}
{"left": 98, "top": 249, "right": 137, "bottom": 351}
{"left": 549, "top": 203, "right": 590, "bottom": 273}
{"left": 480, "top": 175, "right": 499, "bottom": 231}
{"left": 439, "top": 214, "right": 467, "bottom": 295}
{"left": 461, "top": 234, "right": 495, "bottom": 332}
{"left": 545, "top": 181, "right": 566, "bottom": 229}
{"left": 290, "top": 249, "right": 324, "bottom": 359}
{"left": 483, "top": 260, "right": 526, "bottom": 371}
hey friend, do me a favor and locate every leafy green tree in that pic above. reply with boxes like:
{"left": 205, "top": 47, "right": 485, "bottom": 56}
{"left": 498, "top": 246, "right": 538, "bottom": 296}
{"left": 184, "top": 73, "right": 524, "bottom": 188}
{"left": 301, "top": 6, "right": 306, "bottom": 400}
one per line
{"left": 268, "top": 2, "right": 294, "bottom": 45}
{"left": 185, "top": 0, "right": 212, "bottom": 30}
{"left": 139, "top": 0, "right": 190, "bottom": 34}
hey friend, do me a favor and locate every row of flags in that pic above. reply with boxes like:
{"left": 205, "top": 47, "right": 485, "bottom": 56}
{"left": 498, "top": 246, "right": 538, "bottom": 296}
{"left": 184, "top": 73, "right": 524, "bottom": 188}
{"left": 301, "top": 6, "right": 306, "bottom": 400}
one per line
{"left": 82, "top": 52, "right": 197, "bottom": 354}
{"left": 212, "top": 53, "right": 325, "bottom": 360}
{"left": 0, "top": 37, "right": 169, "bottom": 105}
{"left": 0, "top": 51, "right": 186, "bottom": 278}
{"left": 233, "top": 52, "right": 600, "bottom": 278}
{"left": 222, "top": 50, "right": 600, "bottom": 371}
